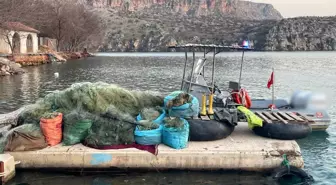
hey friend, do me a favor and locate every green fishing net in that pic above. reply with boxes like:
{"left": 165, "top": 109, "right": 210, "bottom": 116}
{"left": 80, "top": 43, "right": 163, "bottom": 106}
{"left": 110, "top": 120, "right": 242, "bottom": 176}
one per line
{"left": 163, "top": 117, "right": 185, "bottom": 129}
{"left": 0, "top": 124, "right": 47, "bottom": 153}
{"left": 137, "top": 120, "right": 159, "bottom": 131}
{"left": 84, "top": 105, "right": 137, "bottom": 146}
{"left": 17, "top": 82, "right": 164, "bottom": 146}
{"left": 139, "top": 107, "right": 162, "bottom": 121}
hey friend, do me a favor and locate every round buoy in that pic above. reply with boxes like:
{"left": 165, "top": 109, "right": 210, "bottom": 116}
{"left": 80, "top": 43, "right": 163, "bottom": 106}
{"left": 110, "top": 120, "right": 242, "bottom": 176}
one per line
{"left": 271, "top": 154, "right": 314, "bottom": 184}
{"left": 187, "top": 119, "right": 235, "bottom": 141}
{"left": 272, "top": 165, "right": 314, "bottom": 184}
{"left": 54, "top": 72, "right": 59, "bottom": 78}
{"left": 252, "top": 121, "right": 312, "bottom": 140}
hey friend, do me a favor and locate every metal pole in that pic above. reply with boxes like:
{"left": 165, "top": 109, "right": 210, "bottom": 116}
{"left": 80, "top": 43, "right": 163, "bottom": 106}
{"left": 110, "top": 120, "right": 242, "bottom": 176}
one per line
{"left": 211, "top": 47, "right": 216, "bottom": 93}
{"left": 272, "top": 67, "right": 274, "bottom": 107}
{"left": 188, "top": 47, "right": 196, "bottom": 93}
{"left": 238, "top": 50, "right": 245, "bottom": 89}
{"left": 181, "top": 49, "right": 188, "bottom": 90}
{"left": 203, "top": 47, "right": 206, "bottom": 76}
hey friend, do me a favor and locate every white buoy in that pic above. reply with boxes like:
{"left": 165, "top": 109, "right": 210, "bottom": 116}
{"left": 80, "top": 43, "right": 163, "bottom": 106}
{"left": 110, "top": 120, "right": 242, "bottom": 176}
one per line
{"left": 54, "top": 72, "right": 59, "bottom": 78}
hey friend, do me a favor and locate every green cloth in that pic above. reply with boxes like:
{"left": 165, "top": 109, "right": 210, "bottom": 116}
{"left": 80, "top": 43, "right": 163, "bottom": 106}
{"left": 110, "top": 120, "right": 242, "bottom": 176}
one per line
{"left": 237, "top": 106, "right": 263, "bottom": 129}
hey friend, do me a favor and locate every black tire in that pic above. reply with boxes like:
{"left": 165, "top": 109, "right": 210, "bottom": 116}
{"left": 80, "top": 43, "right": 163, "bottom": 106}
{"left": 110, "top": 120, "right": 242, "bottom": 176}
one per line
{"left": 252, "top": 121, "right": 312, "bottom": 140}
{"left": 272, "top": 165, "right": 314, "bottom": 183}
{"left": 187, "top": 119, "right": 235, "bottom": 141}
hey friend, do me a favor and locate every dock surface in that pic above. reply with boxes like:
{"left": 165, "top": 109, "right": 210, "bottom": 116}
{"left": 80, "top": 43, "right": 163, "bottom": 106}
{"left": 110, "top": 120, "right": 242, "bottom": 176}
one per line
{"left": 6, "top": 122, "right": 304, "bottom": 172}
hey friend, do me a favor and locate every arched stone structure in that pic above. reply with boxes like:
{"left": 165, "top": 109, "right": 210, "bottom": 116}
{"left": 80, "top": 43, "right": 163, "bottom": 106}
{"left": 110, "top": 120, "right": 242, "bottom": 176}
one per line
{"left": 12, "top": 32, "right": 21, "bottom": 54}
{"left": 0, "top": 22, "right": 40, "bottom": 54}
{"left": 26, "top": 34, "right": 33, "bottom": 53}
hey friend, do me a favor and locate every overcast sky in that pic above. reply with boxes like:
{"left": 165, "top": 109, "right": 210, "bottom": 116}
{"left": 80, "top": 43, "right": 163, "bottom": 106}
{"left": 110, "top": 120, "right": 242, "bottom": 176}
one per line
{"left": 248, "top": 0, "right": 336, "bottom": 18}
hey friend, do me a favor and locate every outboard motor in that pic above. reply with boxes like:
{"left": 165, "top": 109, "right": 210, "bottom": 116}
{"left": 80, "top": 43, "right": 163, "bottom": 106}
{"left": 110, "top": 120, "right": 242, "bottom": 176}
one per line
{"left": 290, "top": 90, "right": 328, "bottom": 111}
{"left": 290, "top": 90, "right": 331, "bottom": 131}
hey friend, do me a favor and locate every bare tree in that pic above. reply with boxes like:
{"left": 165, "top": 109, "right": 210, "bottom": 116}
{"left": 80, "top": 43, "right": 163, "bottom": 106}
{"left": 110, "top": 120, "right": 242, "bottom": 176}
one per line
{"left": 0, "top": 0, "right": 47, "bottom": 23}
{"left": 61, "top": 3, "right": 104, "bottom": 51}
{"left": 0, "top": 0, "right": 105, "bottom": 52}
{"left": 0, "top": 29, "right": 15, "bottom": 54}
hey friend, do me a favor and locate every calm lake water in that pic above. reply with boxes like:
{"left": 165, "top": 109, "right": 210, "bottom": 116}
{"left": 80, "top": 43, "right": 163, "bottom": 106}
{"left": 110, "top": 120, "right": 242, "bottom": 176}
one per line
{"left": 0, "top": 52, "right": 335, "bottom": 185}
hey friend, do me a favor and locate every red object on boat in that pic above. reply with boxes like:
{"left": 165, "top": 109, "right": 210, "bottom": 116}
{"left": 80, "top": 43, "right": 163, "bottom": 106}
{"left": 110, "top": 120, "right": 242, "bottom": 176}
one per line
{"left": 316, "top": 112, "right": 323, "bottom": 118}
{"left": 267, "top": 72, "right": 274, "bottom": 89}
{"left": 231, "top": 88, "right": 252, "bottom": 108}
{"left": 268, "top": 104, "right": 276, "bottom": 109}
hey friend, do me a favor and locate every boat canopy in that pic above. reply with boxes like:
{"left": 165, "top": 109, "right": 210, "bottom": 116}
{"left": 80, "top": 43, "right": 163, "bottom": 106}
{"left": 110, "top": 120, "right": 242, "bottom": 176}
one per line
{"left": 168, "top": 43, "right": 254, "bottom": 103}
{"left": 168, "top": 44, "right": 253, "bottom": 51}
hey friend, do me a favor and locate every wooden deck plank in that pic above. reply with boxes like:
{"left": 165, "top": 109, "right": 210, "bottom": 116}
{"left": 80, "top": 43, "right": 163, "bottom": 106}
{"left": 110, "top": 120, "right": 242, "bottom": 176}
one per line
{"left": 278, "top": 112, "right": 295, "bottom": 121}
{"left": 255, "top": 112, "right": 272, "bottom": 124}
{"left": 262, "top": 112, "right": 278, "bottom": 121}
{"left": 286, "top": 112, "right": 305, "bottom": 122}
{"left": 271, "top": 112, "right": 288, "bottom": 124}
{"left": 200, "top": 116, "right": 210, "bottom": 121}
{"left": 296, "top": 112, "right": 315, "bottom": 122}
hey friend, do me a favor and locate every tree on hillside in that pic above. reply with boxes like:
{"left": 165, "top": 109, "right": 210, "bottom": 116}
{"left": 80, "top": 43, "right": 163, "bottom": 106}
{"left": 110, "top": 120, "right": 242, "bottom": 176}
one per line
{"left": 0, "top": 0, "right": 104, "bottom": 52}
{"left": 60, "top": 2, "right": 104, "bottom": 51}
{"left": 36, "top": 0, "right": 104, "bottom": 52}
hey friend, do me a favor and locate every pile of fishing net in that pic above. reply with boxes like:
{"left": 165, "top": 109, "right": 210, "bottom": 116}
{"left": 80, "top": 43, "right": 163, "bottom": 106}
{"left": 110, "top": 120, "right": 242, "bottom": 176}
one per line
{"left": 0, "top": 124, "right": 47, "bottom": 153}
{"left": 15, "top": 82, "right": 164, "bottom": 147}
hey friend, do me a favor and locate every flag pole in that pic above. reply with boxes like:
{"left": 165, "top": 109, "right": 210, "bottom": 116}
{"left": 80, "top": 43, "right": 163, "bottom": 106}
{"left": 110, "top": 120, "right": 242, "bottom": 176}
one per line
{"left": 272, "top": 67, "right": 274, "bottom": 110}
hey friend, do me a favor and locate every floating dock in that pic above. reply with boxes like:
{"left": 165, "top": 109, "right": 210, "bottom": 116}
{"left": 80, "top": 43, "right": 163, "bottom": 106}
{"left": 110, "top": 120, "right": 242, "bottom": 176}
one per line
{"left": 5, "top": 122, "right": 304, "bottom": 172}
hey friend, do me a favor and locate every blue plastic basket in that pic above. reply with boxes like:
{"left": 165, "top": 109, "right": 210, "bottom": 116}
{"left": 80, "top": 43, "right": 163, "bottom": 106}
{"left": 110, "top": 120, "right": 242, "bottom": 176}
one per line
{"left": 134, "top": 124, "right": 163, "bottom": 145}
{"left": 162, "top": 118, "right": 189, "bottom": 149}
{"left": 163, "top": 91, "right": 199, "bottom": 118}
{"left": 134, "top": 108, "right": 166, "bottom": 145}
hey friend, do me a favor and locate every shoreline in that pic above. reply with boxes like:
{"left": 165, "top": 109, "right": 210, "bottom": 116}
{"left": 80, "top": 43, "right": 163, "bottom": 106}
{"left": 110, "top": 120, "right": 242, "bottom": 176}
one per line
{"left": 0, "top": 52, "right": 95, "bottom": 68}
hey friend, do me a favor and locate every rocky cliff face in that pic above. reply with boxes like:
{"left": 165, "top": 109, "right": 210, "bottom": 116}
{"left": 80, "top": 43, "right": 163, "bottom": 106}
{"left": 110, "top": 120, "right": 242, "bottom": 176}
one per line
{"left": 92, "top": 0, "right": 281, "bottom": 52}
{"left": 89, "top": 0, "right": 283, "bottom": 20}
{"left": 90, "top": 1, "right": 336, "bottom": 51}
{"left": 264, "top": 17, "right": 336, "bottom": 51}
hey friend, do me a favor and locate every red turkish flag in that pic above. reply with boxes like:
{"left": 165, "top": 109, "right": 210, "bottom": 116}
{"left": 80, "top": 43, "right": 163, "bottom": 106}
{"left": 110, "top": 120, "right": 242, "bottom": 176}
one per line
{"left": 267, "top": 72, "right": 274, "bottom": 89}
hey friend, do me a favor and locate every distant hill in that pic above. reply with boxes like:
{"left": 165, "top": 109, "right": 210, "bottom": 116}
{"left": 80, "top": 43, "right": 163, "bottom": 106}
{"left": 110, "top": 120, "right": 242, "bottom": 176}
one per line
{"left": 87, "top": 0, "right": 336, "bottom": 51}
{"left": 88, "top": 0, "right": 283, "bottom": 20}
{"left": 264, "top": 16, "right": 336, "bottom": 51}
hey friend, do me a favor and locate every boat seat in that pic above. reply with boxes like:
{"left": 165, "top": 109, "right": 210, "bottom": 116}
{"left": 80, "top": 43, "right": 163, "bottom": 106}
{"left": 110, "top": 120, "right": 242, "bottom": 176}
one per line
{"left": 250, "top": 99, "right": 291, "bottom": 109}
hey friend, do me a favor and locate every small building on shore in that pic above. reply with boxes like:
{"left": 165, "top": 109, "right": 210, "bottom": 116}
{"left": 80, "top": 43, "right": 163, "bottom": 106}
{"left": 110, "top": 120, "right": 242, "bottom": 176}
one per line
{"left": 38, "top": 33, "right": 57, "bottom": 52}
{"left": 0, "top": 22, "right": 40, "bottom": 54}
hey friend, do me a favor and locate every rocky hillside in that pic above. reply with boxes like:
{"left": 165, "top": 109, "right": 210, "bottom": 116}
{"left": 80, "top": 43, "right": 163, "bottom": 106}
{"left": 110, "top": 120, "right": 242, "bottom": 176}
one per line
{"left": 91, "top": 0, "right": 281, "bottom": 52}
{"left": 264, "top": 16, "right": 336, "bottom": 51}
{"left": 89, "top": 0, "right": 283, "bottom": 20}
{"left": 88, "top": 1, "right": 336, "bottom": 51}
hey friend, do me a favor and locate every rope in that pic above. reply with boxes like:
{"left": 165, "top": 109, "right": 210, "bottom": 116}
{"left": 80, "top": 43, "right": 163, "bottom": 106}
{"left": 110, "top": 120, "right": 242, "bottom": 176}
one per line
{"left": 239, "top": 89, "right": 247, "bottom": 106}
{"left": 281, "top": 154, "right": 291, "bottom": 174}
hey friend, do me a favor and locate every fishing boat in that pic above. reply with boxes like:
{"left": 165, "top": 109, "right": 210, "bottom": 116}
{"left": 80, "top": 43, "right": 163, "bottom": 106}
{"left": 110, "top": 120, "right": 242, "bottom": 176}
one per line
{"left": 168, "top": 43, "right": 331, "bottom": 132}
